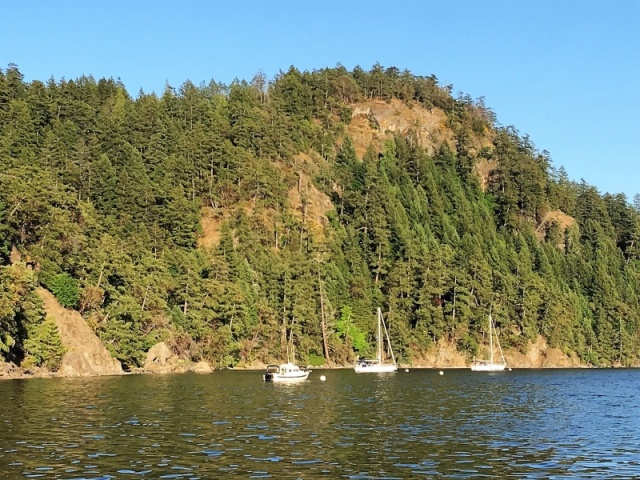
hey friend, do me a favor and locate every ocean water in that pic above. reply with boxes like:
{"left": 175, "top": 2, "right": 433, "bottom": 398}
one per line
{"left": 0, "top": 368, "right": 638, "bottom": 479}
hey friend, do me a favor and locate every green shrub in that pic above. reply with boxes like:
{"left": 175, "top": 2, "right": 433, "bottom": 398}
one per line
{"left": 48, "top": 273, "right": 80, "bottom": 308}
{"left": 23, "top": 317, "right": 66, "bottom": 370}
{"left": 335, "top": 306, "right": 369, "bottom": 353}
{"left": 307, "top": 353, "right": 326, "bottom": 367}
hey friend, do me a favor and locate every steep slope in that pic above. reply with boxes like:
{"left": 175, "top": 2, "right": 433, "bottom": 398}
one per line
{"left": 347, "top": 98, "right": 456, "bottom": 157}
{"left": 37, "top": 288, "right": 123, "bottom": 377}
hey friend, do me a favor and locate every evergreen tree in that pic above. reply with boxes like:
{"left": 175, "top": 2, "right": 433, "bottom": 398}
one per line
{"left": 1, "top": 63, "right": 638, "bottom": 369}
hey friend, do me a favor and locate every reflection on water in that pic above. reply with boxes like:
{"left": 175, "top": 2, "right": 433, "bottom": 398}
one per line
{"left": 1, "top": 369, "right": 639, "bottom": 478}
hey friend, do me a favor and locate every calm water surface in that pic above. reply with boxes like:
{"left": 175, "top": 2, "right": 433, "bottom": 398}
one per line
{"left": 0, "top": 369, "right": 639, "bottom": 479}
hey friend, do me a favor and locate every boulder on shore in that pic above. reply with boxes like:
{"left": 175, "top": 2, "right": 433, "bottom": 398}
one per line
{"left": 0, "top": 362, "right": 19, "bottom": 378}
{"left": 144, "top": 342, "right": 185, "bottom": 373}
{"left": 188, "top": 361, "right": 213, "bottom": 373}
{"left": 144, "top": 342, "right": 213, "bottom": 374}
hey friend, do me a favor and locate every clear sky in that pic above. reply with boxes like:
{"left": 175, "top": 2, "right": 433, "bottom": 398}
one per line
{"left": 2, "top": 0, "right": 639, "bottom": 200}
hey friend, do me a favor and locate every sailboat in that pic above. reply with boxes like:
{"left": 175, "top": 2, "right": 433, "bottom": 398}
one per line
{"left": 354, "top": 308, "right": 397, "bottom": 373}
{"left": 470, "top": 313, "right": 507, "bottom": 371}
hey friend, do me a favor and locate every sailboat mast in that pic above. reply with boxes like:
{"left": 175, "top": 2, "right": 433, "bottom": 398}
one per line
{"left": 489, "top": 314, "right": 494, "bottom": 364}
{"left": 380, "top": 309, "right": 396, "bottom": 365}
{"left": 287, "top": 324, "right": 295, "bottom": 364}
{"left": 377, "top": 308, "right": 382, "bottom": 362}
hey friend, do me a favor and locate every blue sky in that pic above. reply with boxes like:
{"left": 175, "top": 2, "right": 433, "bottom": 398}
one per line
{"left": 3, "top": 0, "right": 639, "bottom": 200}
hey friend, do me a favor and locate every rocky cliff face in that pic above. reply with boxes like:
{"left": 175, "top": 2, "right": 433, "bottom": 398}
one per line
{"left": 143, "top": 341, "right": 213, "bottom": 374}
{"left": 37, "top": 288, "right": 123, "bottom": 377}
{"left": 347, "top": 99, "right": 455, "bottom": 158}
{"left": 411, "top": 335, "right": 581, "bottom": 369}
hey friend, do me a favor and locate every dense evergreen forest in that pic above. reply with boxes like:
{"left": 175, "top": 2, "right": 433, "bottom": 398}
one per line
{"left": 1, "top": 63, "right": 639, "bottom": 371}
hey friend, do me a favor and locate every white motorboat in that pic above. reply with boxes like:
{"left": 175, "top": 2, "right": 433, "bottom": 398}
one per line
{"left": 263, "top": 363, "right": 311, "bottom": 382}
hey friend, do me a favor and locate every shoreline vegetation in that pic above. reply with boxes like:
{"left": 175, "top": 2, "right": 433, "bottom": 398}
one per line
{"left": 1, "top": 64, "right": 639, "bottom": 376}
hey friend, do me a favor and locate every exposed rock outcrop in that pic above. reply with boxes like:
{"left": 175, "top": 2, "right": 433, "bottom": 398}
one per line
{"left": 413, "top": 340, "right": 468, "bottom": 367}
{"left": 144, "top": 342, "right": 212, "bottom": 374}
{"left": 144, "top": 342, "right": 183, "bottom": 373}
{"left": 412, "top": 335, "right": 581, "bottom": 369}
{"left": 347, "top": 99, "right": 458, "bottom": 158}
{"left": 188, "top": 361, "right": 213, "bottom": 374}
{"left": 507, "top": 335, "right": 582, "bottom": 368}
{"left": 37, "top": 288, "right": 123, "bottom": 377}
{"left": 288, "top": 171, "right": 334, "bottom": 241}
{"left": 0, "top": 361, "right": 19, "bottom": 378}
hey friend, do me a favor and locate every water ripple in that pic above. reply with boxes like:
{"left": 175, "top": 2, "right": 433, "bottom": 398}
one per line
{"left": 1, "top": 370, "right": 639, "bottom": 478}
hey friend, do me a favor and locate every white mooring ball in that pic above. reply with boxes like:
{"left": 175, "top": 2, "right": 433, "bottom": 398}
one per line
{"left": 439, "top": 370, "right": 444, "bottom": 375}
{"left": 320, "top": 375, "right": 326, "bottom": 381}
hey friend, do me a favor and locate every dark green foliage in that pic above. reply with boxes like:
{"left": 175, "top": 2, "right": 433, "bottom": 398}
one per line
{"left": 22, "top": 317, "right": 66, "bottom": 370}
{"left": 0, "top": 263, "right": 46, "bottom": 363}
{"left": 1, "top": 63, "right": 639, "bottom": 370}
{"left": 47, "top": 273, "right": 80, "bottom": 308}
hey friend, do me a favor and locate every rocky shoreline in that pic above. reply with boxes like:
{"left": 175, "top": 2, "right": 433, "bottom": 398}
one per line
{"left": 0, "top": 358, "right": 214, "bottom": 381}
{"left": 2, "top": 288, "right": 628, "bottom": 382}
{"left": 4, "top": 357, "right": 633, "bottom": 382}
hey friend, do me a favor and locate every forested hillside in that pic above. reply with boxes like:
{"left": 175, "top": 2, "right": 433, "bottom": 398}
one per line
{"left": 1, "top": 63, "right": 639, "bottom": 371}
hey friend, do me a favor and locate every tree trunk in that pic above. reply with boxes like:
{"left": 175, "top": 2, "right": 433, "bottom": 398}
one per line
{"left": 318, "top": 273, "right": 331, "bottom": 364}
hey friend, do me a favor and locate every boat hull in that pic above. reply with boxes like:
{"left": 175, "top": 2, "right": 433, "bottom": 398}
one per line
{"left": 263, "top": 363, "right": 311, "bottom": 382}
{"left": 264, "top": 371, "right": 311, "bottom": 382}
{"left": 354, "top": 363, "right": 397, "bottom": 373}
{"left": 470, "top": 363, "right": 506, "bottom": 372}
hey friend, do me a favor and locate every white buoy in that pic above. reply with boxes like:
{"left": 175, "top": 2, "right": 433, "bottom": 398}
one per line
{"left": 439, "top": 370, "right": 444, "bottom": 375}
{"left": 508, "top": 368, "right": 512, "bottom": 372}
{"left": 320, "top": 375, "right": 326, "bottom": 381}
{"left": 405, "top": 368, "right": 409, "bottom": 372}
